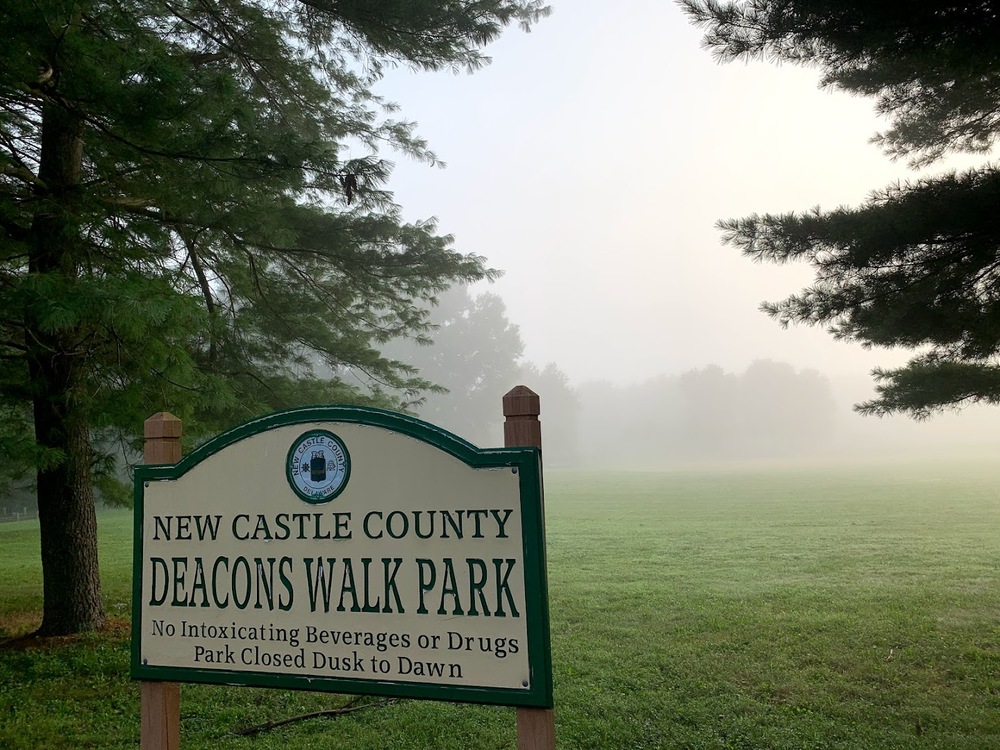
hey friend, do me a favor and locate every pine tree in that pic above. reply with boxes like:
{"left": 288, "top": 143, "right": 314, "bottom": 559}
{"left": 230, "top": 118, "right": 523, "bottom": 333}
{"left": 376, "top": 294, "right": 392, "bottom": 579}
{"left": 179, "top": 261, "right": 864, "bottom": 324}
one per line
{"left": 681, "top": 1, "right": 1000, "bottom": 418}
{"left": 1, "top": 0, "right": 549, "bottom": 635}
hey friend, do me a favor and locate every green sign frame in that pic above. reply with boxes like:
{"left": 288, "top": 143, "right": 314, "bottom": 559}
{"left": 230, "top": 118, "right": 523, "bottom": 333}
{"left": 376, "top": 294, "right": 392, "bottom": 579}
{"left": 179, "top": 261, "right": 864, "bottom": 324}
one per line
{"left": 131, "top": 405, "right": 553, "bottom": 708}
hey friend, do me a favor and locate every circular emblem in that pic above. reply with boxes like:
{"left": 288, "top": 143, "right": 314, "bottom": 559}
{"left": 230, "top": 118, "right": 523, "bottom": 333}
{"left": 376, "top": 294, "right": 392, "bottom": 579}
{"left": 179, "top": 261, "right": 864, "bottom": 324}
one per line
{"left": 285, "top": 430, "right": 351, "bottom": 504}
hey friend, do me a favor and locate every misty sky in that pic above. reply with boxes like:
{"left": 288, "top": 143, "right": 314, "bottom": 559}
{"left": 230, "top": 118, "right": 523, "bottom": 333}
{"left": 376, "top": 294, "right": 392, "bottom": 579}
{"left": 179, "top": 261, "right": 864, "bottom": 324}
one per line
{"left": 375, "top": 1, "right": 983, "bottom": 387}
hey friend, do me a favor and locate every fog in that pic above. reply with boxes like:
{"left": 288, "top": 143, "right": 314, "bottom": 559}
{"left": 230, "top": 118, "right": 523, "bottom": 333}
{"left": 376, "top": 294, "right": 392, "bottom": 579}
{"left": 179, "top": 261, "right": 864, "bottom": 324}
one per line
{"left": 368, "top": 1, "right": 1000, "bottom": 465}
{"left": 377, "top": 1, "right": 976, "bottom": 382}
{"left": 380, "top": 287, "right": 1000, "bottom": 469}
{"left": 568, "top": 372, "right": 1000, "bottom": 470}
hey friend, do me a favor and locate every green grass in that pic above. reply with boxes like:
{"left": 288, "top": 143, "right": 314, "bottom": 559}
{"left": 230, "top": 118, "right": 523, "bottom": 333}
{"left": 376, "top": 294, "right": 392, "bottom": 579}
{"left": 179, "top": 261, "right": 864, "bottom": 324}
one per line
{"left": 3, "top": 461, "right": 1000, "bottom": 748}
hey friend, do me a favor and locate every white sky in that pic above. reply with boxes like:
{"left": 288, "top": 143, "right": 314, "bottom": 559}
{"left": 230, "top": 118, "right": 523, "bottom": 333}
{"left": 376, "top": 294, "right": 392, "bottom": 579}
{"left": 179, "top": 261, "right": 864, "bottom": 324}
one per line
{"left": 375, "top": 0, "right": 982, "bottom": 387}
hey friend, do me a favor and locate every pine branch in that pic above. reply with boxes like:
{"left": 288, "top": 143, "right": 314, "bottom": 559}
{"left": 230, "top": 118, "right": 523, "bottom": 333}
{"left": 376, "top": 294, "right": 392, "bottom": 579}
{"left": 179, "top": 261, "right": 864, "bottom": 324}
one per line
{"left": 0, "top": 162, "right": 43, "bottom": 188}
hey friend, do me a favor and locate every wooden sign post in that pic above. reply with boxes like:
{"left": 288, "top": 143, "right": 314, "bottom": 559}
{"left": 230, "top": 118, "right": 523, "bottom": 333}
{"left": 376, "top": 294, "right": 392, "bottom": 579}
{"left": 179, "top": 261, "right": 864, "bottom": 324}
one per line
{"left": 141, "top": 412, "right": 182, "bottom": 750}
{"left": 504, "top": 387, "right": 556, "bottom": 750}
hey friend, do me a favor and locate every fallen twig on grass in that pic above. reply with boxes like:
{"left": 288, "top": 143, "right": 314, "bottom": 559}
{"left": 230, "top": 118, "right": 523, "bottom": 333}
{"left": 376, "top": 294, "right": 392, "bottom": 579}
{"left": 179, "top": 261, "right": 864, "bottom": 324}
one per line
{"left": 236, "top": 697, "right": 398, "bottom": 736}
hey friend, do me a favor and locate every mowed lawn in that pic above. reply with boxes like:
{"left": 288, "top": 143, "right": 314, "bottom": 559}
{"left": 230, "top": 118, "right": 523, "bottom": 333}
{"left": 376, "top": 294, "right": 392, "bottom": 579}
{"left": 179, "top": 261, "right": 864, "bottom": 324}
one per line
{"left": 2, "top": 461, "right": 1000, "bottom": 749}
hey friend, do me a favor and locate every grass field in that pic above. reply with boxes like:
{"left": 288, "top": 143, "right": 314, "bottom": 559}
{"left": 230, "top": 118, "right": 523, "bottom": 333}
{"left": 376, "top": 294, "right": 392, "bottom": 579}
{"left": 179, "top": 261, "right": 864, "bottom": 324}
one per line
{"left": 2, "top": 461, "right": 1000, "bottom": 749}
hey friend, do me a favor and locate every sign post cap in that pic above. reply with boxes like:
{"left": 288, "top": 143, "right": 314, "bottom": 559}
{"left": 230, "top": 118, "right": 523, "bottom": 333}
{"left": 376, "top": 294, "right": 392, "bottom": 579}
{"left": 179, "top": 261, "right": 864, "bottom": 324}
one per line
{"left": 144, "top": 412, "right": 182, "bottom": 440}
{"left": 502, "top": 386, "right": 540, "bottom": 418}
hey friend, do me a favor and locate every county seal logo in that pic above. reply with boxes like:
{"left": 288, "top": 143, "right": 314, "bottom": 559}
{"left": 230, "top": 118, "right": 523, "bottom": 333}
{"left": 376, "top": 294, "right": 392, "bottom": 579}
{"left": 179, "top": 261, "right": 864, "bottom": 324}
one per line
{"left": 285, "top": 429, "right": 351, "bottom": 503}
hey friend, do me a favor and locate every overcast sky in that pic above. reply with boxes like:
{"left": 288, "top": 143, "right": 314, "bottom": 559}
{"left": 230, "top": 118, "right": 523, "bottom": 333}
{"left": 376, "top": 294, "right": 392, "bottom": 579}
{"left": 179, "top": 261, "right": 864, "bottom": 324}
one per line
{"left": 375, "top": 0, "right": 981, "bottom": 387}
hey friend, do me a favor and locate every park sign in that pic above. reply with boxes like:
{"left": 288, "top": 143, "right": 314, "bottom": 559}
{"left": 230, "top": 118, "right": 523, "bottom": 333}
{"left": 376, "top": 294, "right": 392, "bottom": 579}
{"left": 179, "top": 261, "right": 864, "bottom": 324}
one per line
{"left": 131, "top": 406, "right": 553, "bottom": 708}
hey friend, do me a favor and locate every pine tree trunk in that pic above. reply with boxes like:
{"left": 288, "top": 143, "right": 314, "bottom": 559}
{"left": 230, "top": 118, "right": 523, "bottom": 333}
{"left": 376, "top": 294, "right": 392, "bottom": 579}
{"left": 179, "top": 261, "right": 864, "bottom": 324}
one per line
{"left": 32, "top": 389, "right": 104, "bottom": 636}
{"left": 28, "top": 101, "right": 105, "bottom": 636}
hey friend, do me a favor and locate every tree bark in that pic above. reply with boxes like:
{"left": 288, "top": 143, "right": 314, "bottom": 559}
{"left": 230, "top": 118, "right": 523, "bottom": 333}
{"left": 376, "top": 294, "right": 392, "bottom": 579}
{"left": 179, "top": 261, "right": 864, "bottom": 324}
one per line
{"left": 32, "top": 384, "right": 104, "bottom": 635}
{"left": 28, "top": 100, "right": 105, "bottom": 636}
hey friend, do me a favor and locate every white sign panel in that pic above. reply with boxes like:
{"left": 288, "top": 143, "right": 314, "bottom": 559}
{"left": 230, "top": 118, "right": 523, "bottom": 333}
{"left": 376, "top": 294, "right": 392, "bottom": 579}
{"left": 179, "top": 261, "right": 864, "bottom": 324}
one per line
{"left": 132, "top": 408, "right": 551, "bottom": 707}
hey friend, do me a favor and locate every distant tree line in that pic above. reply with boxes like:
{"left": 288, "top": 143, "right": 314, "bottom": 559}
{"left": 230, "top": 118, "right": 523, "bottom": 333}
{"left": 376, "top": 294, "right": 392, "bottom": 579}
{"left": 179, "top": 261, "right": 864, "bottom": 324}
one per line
{"left": 577, "top": 361, "right": 836, "bottom": 466}
{"left": 382, "top": 287, "right": 840, "bottom": 467}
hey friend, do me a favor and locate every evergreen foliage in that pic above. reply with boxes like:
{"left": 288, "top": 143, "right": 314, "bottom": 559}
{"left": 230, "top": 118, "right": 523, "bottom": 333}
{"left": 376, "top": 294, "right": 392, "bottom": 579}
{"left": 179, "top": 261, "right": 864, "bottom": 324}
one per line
{"left": 1, "top": 0, "right": 548, "bottom": 634}
{"left": 682, "top": 1, "right": 1000, "bottom": 418}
